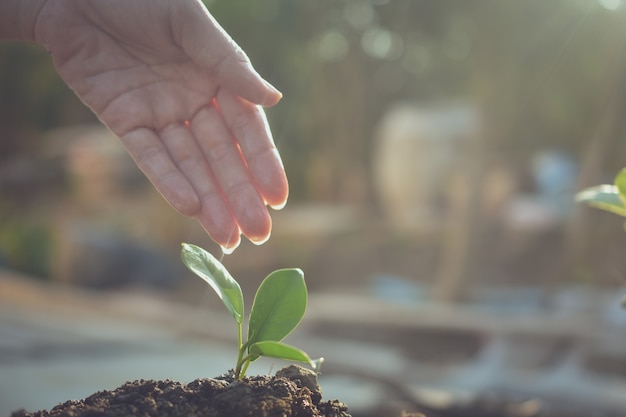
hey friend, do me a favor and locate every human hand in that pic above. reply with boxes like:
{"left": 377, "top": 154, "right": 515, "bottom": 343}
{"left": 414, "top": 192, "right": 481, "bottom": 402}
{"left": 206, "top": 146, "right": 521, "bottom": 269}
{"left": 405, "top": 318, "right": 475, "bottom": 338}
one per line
{"left": 34, "top": 0, "right": 288, "bottom": 252}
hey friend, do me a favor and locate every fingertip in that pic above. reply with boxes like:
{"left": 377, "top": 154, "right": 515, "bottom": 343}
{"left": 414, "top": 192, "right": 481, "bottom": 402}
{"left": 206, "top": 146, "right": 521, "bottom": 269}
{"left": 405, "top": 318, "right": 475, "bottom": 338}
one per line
{"left": 261, "top": 171, "right": 289, "bottom": 210}
{"left": 249, "top": 230, "right": 271, "bottom": 246}
{"left": 261, "top": 81, "right": 283, "bottom": 107}
{"left": 203, "top": 222, "right": 241, "bottom": 254}
{"left": 264, "top": 179, "right": 288, "bottom": 210}
{"left": 220, "top": 237, "right": 241, "bottom": 255}
{"left": 238, "top": 206, "right": 272, "bottom": 245}
{"left": 244, "top": 221, "right": 272, "bottom": 246}
{"left": 234, "top": 140, "right": 288, "bottom": 211}
{"left": 268, "top": 195, "right": 288, "bottom": 211}
{"left": 231, "top": 74, "right": 282, "bottom": 108}
{"left": 196, "top": 195, "right": 241, "bottom": 252}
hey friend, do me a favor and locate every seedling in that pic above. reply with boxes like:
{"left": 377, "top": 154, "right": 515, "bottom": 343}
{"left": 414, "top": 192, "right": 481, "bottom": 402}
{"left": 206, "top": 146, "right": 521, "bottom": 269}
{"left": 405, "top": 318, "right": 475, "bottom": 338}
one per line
{"left": 576, "top": 168, "right": 626, "bottom": 307}
{"left": 181, "top": 243, "right": 323, "bottom": 379}
{"left": 576, "top": 168, "right": 626, "bottom": 231}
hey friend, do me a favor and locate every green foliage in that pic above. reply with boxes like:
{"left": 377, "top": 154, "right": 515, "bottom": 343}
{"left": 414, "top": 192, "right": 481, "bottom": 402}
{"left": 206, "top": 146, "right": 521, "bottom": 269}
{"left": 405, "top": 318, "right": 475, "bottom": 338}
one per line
{"left": 248, "top": 268, "right": 307, "bottom": 345}
{"left": 180, "top": 243, "right": 322, "bottom": 379}
{"left": 181, "top": 244, "right": 244, "bottom": 324}
{"left": 0, "top": 213, "right": 51, "bottom": 278}
{"left": 577, "top": 169, "right": 626, "bottom": 307}
{"left": 576, "top": 169, "right": 626, "bottom": 230}
{"left": 249, "top": 340, "right": 320, "bottom": 367}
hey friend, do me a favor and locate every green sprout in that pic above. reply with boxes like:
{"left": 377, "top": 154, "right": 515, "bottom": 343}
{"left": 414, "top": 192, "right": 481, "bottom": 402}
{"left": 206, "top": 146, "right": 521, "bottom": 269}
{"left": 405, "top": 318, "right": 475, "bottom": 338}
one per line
{"left": 576, "top": 168, "right": 626, "bottom": 231}
{"left": 576, "top": 168, "right": 626, "bottom": 308}
{"left": 181, "top": 243, "right": 323, "bottom": 380}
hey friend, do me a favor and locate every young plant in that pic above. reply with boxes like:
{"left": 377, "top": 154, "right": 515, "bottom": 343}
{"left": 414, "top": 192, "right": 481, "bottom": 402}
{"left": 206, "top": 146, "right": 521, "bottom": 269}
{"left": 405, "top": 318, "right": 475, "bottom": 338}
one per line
{"left": 181, "top": 243, "right": 323, "bottom": 379}
{"left": 576, "top": 168, "right": 626, "bottom": 230}
{"left": 577, "top": 168, "right": 626, "bottom": 307}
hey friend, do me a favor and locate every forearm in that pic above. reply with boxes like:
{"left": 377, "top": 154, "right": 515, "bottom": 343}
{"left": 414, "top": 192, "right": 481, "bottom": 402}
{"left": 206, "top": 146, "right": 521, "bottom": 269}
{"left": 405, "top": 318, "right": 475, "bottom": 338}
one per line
{"left": 0, "top": 0, "right": 47, "bottom": 42}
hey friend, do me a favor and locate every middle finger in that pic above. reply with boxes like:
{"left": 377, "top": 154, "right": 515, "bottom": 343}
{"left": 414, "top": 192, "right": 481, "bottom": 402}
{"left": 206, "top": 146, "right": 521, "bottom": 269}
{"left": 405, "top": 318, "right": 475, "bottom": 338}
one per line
{"left": 189, "top": 102, "right": 272, "bottom": 244}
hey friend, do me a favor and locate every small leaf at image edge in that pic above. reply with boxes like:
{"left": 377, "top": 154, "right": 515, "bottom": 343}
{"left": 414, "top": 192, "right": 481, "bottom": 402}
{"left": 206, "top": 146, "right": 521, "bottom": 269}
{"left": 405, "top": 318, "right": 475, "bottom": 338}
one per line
{"left": 576, "top": 185, "right": 626, "bottom": 217}
{"left": 615, "top": 169, "right": 626, "bottom": 206}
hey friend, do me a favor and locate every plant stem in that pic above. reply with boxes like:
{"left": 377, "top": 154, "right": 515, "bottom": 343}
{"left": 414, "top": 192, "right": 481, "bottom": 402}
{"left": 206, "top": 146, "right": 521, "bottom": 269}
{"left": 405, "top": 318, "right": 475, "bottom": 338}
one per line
{"left": 237, "top": 321, "right": 243, "bottom": 352}
{"left": 234, "top": 322, "right": 245, "bottom": 379}
{"left": 240, "top": 359, "right": 251, "bottom": 379}
{"left": 235, "top": 353, "right": 256, "bottom": 379}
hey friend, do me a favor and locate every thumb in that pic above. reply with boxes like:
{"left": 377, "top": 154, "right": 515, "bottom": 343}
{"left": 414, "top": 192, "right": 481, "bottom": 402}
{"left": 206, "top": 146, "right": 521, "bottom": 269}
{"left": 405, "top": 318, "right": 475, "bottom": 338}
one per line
{"left": 176, "top": 0, "right": 282, "bottom": 107}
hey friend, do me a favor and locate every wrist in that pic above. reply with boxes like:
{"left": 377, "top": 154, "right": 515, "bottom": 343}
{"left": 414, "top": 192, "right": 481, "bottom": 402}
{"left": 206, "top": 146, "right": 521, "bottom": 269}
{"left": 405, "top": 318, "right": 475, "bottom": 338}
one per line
{"left": 0, "top": 0, "right": 47, "bottom": 43}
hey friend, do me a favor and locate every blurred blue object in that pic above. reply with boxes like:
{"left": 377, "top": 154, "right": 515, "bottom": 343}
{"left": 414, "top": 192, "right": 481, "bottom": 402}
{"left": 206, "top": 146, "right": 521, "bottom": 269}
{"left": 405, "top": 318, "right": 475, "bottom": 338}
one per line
{"left": 369, "top": 274, "right": 429, "bottom": 304}
{"left": 532, "top": 150, "right": 577, "bottom": 216}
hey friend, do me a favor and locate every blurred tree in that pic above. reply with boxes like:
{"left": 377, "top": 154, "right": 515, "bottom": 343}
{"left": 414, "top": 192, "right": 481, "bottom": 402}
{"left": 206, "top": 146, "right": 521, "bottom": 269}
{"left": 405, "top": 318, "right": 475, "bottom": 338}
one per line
{"left": 205, "top": 0, "right": 625, "bottom": 204}
{"left": 434, "top": 0, "right": 626, "bottom": 300}
{"left": 0, "top": 43, "right": 96, "bottom": 158}
{"left": 2, "top": 0, "right": 622, "bottom": 202}
{"left": 1, "top": 0, "right": 625, "bottom": 286}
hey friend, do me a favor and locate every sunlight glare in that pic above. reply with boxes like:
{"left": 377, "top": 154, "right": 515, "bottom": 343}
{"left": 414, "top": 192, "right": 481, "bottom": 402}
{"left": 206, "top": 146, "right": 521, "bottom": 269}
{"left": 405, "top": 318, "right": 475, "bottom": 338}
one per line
{"left": 361, "top": 27, "right": 404, "bottom": 60}
{"left": 598, "top": 0, "right": 622, "bottom": 10}
{"left": 318, "top": 30, "right": 350, "bottom": 62}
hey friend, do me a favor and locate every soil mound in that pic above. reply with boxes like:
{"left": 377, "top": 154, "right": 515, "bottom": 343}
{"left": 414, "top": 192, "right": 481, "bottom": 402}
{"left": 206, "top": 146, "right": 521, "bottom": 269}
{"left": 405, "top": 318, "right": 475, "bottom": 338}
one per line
{"left": 11, "top": 365, "right": 350, "bottom": 417}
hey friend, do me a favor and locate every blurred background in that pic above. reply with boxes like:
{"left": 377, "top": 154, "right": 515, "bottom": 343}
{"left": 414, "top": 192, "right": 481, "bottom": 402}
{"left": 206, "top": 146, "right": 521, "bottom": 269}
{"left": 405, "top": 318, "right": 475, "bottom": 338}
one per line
{"left": 2, "top": 0, "right": 626, "bottom": 416}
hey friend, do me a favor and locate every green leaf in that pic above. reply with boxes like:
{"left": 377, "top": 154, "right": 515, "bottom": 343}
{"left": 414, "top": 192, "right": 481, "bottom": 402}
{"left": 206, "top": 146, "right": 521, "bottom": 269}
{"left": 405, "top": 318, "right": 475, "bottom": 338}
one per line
{"left": 247, "top": 268, "right": 307, "bottom": 346}
{"left": 615, "top": 169, "right": 626, "bottom": 207}
{"left": 575, "top": 185, "right": 626, "bottom": 217}
{"left": 181, "top": 243, "right": 244, "bottom": 324}
{"left": 248, "top": 341, "right": 315, "bottom": 366}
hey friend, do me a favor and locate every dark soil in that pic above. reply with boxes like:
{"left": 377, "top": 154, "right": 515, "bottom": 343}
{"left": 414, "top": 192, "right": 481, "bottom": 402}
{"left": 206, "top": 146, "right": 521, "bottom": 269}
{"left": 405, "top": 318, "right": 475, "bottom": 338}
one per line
{"left": 11, "top": 365, "right": 351, "bottom": 417}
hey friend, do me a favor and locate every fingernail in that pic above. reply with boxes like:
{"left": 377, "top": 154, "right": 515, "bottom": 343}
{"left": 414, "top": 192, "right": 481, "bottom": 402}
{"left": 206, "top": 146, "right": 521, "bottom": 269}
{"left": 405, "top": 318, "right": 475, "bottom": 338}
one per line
{"left": 264, "top": 80, "right": 283, "bottom": 99}
{"left": 220, "top": 238, "right": 241, "bottom": 255}
{"left": 269, "top": 198, "right": 287, "bottom": 210}
{"left": 250, "top": 231, "right": 271, "bottom": 246}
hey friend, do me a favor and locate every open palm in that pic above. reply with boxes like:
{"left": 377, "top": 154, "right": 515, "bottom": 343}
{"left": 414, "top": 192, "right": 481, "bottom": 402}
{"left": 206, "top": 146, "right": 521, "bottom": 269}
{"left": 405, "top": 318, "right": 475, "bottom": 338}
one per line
{"left": 35, "top": 0, "right": 288, "bottom": 251}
